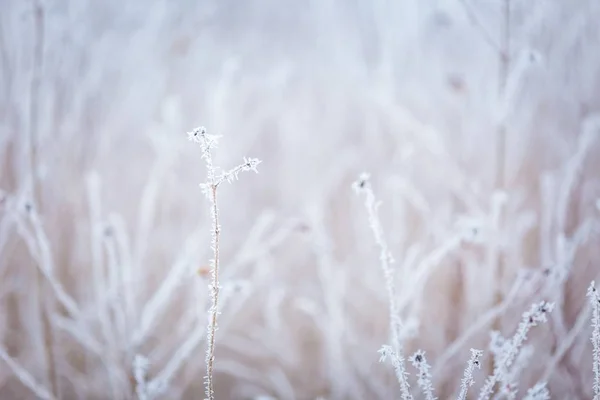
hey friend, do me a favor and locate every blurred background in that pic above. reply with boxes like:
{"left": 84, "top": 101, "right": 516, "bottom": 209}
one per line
{"left": 1, "top": 0, "right": 600, "bottom": 399}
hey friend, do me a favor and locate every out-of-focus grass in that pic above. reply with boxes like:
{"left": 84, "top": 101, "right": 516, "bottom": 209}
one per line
{"left": 0, "top": 0, "right": 599, "bottom": 399}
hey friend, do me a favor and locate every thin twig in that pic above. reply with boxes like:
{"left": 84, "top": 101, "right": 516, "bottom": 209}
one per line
{"left": 353, "top": 173, "right": 412, "bottom": 400}
{"left": 204, "top": 184, "right": 220, "bottom": 400}
{"left": 187, "top": 127, "right": 260, "bottom": 400}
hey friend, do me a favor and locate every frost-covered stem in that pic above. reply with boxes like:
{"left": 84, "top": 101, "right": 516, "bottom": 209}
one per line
{"left": 378, "top": 346, "right": 412, "bottom": 400}
{"left": 189, "top": 127, "right": 221, "bottom": 400}
{"left": 187, "top": 127, "right": 260, "bottom": 400}
{"left": 588, "top": 282, "right": 600, "bottom": 400}
{"left": 133, "top": 355, "right": 149, "bottom": 400}
{"left": 523, "top": 382, "right": 550, "bottom": 400}
{"left": 216, "top": 157, "right": 261, "bottom": 185}
{"left": 204, "top": 183, "right": 220, "bottom": 400}
{"left": 478, "top": 302, "right": 554, "bottom": 400}
{"left": 457, "top": 349, "right": 483, "bottom": 400}
{"left": 353, "top": 173, "right": 412, "bottom": 400}
{"left": 410, "top": 350, "right": 436, "bottom": 400}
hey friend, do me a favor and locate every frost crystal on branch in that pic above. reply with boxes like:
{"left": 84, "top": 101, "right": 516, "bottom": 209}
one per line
{"left": 379, "top": 345, "right": 411, "bottom": 398}
{"left": 133, "top": 355, "right": 150, "bottom": 400}
{"left": 478, "top": 301, "right": 554, "bottom": 400}
{"left": 187, "top": 127, "right": 220, "bottom": 154}
{"left": 457, "top": 348, "right": 483, "bottom": 400}
{"left": 523, "top": 382, "right": 550, "bottom": 400}
{"left": 219, "top": 157, "right": 262, "bottom": 185}
{"left": 410, "top": 350, "right": 436, "bottom": 400}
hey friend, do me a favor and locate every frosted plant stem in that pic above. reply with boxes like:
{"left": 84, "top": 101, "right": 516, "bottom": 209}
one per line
{"left": 457, "top": 349, "right": 483, "bottom": 400}
{"left": 477, "top": 301, "right": 554, "bottom": 400}
{"left": 588, "top": 282, "right": 600, "bottom": 400}
{"left": 353, "top": 173, "right": 412, "bottom": 400}
{"left": 410, "top": 350, "right": 436, "bottom": 400}
{"left": 187, "top": 126, "right": 261, "bottom": 400}
{"left": 205, "top": 184, "right": 220, "bottom": 400}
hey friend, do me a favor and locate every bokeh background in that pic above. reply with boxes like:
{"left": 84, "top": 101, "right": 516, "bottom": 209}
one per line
{"left": 1, "top": 0, "right": 600, "bottom": 399}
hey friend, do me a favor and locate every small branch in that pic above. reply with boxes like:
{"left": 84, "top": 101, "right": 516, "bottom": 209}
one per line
{"left": 588, "top": 282, "right": 600, "bottom": 400}
{"left": 204, "top": 184, "right": 220, "bottom": 400}
{"left": 523, "top": 382, "right": 550, "bottom": 400}
{"left": 187, "top": 127, "right": 260, "bottom": 400}
{"left": 410, "top": 350, "right": 436, "bottom": 400}
{"left": 457, "top": 349, "right": 483, "bottom": 400}
{"left": 478, "top": 301, "right": 554, "bottom": 400}
{"left": 216, "top": 157, "right": 261, "bottom": 187}
{"left": 353, "top": 173, "right": 412, "bottom": 400}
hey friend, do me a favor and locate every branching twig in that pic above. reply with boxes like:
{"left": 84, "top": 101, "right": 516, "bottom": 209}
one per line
{"left": 353, "top": 173, "right": 412, "bottom": 400}
{"left": 457, "top": 349, "right": 483, "bottom": 400}
{"left": 410, "top": 350, "right": 436, "bottom": 400}
{"left": 188, "top": 127, "right": 261, "bottom": 400}
{"left": 478, "top": 301, "right": 554, "bottom": 400}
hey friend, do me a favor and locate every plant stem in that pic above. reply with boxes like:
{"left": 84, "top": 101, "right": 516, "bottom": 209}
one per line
{"left": 205, "top": 184, "right": 220, "bottom": 400}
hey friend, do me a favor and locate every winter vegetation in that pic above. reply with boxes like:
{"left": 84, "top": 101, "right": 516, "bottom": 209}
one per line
{"left": 1, "top": 0, "right": 600, "bottom": 399}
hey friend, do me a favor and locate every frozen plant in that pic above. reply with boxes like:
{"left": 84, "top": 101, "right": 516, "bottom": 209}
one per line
{"left": 489, "top": 330, "right": 534, "bottom": 399}
{"left": 523, "top": 382, "right": 550, "bottom": 400}
{"left": 456, "top": 348, "right": 483, "bottom": 400}
{"left": 588, "top": 281, "right": 600, "bottom": 400}
{"left": 378, "top": 346, "right": 411, "bottom": 400}
{"left": 354, "top": 173, "right": 412, "bottom": 400}
{"left": 133, "top": 355, "right": 150, "bottom": 400}
{"left": 478, "top": 301, "right": 554, "bottom": 400}
{"left": 187, "top": 126, "right": 261, "bottom": 400}
{"left": 410, "top": 350, "right": 436, "bottom": 400}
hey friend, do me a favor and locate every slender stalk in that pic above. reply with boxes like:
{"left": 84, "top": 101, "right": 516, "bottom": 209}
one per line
{"left": 204, "top": 184, "right": 220, "bottom": 400}
{"left": 588, "top": 282, "right": 600, "bottom": 400}
{"left": 187, "top": 127, "right": 261, "bottom": 400}
{"left": 353, "top": 173, "right": 412, "bottom": 400}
